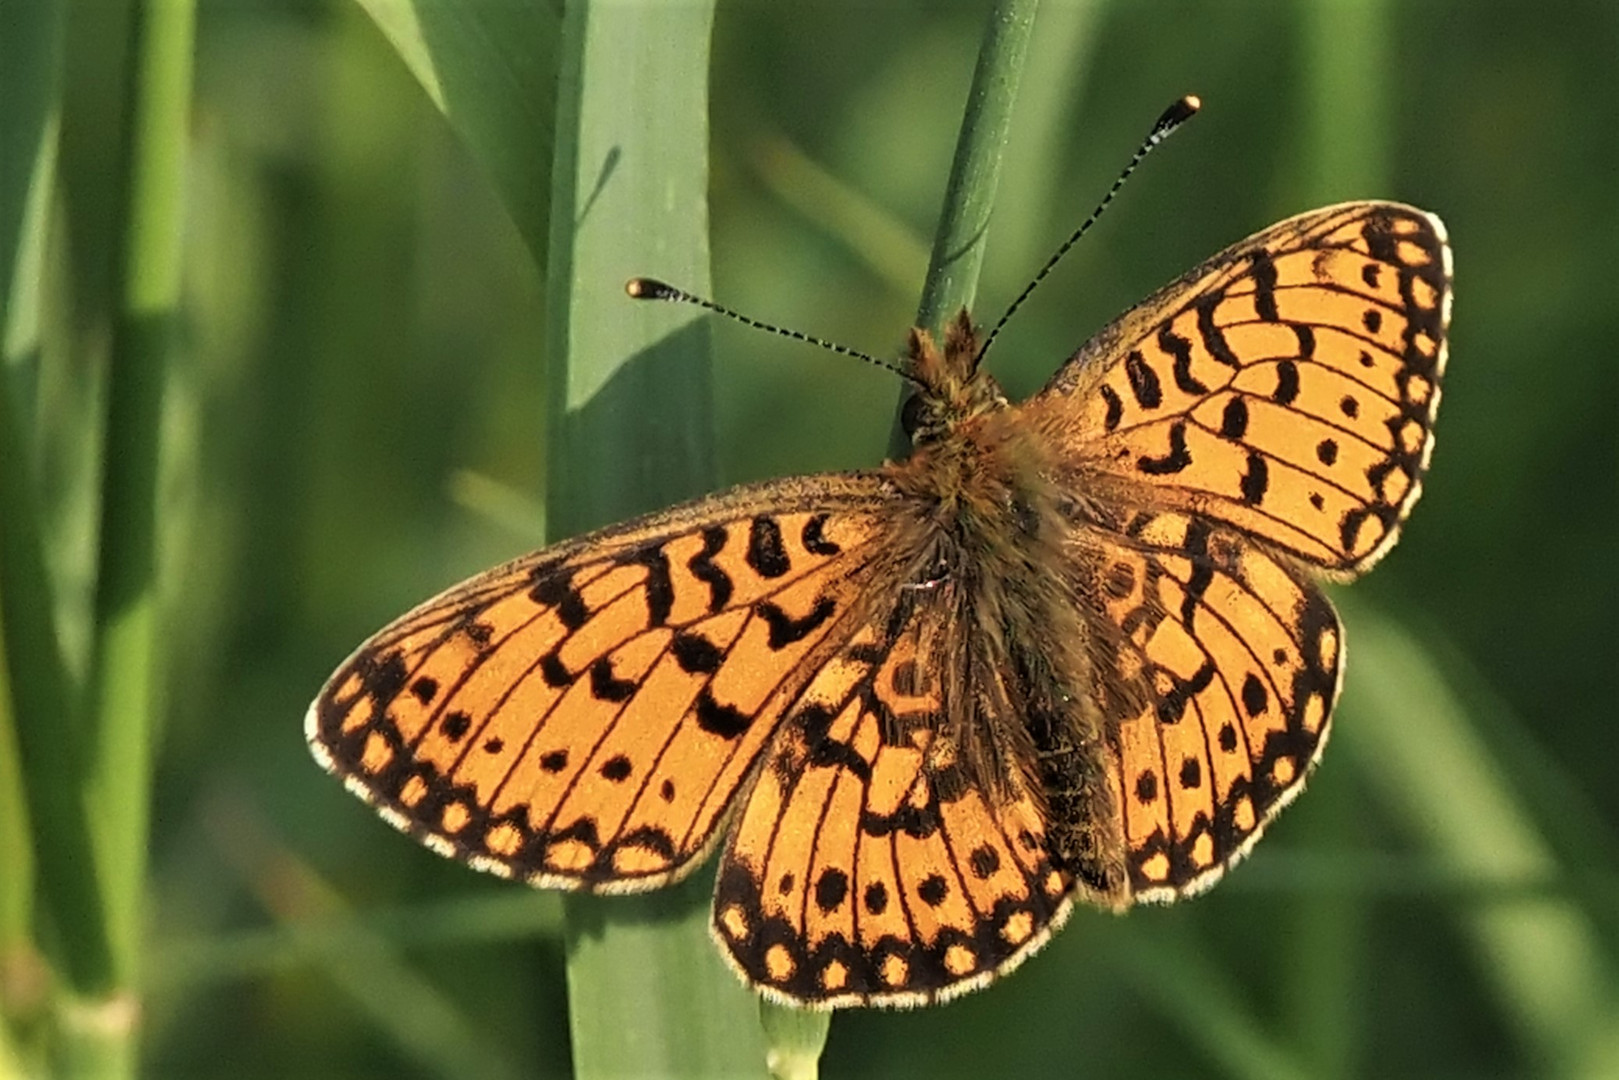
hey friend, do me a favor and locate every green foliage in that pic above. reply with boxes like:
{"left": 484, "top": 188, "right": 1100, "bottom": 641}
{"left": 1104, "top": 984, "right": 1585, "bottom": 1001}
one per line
{"left": 1, "top": 0, "right": 1615, "bottom": 1077}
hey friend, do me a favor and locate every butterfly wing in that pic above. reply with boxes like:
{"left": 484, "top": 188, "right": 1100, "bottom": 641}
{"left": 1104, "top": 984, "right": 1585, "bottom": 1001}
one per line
{"left": 1073, "top": 510, "right": 1340, "bottom": 900}
{"left": 712, "top": 594, "right": 1073, "bottom": 1007}
{"left": 1025, "top": 201, "right": 1449, "bottom": 900}
{"left": 1030, "top": 201, "right": 1451, "bottom": 577}
{"left": 307, "top": 473, "right": 897, "bottom": 892}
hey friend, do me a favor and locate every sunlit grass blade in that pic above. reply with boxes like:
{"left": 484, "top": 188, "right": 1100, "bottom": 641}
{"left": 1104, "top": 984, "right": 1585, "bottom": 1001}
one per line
{"left": 83, "top": 0, "right": 196, "bottom": 995}
{"left": 759, "top": 1001, "right": 829, "bottom": 1080}
{"left": 913, "top": 0, "right": 1039, "bottom": 338}
{"left": 546, "top": 2, "right": 765, "bottom": 1077}
{"left": 352, "top": 0, "right": 562, "bottom": 266}
{"left": 890, "top": 0, "right": 1038, "bottom": 458}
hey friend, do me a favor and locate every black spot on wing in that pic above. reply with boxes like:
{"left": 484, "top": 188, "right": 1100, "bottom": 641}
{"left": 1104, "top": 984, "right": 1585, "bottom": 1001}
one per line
{"left": 627, "top": 546, "right": 674, "bottom": 626}
{"left": 1196, "top": 293, "right": 1240, "bottom": 369}
{"left": 864, "top": 881, "right": 889, "bottom": 914}
{"left": 672, "top": 631, "right": 723, "bottom": 674}
{"left": 530, "top": 570, "right": 588, "bottom": 630}
{"left": 1156, "top": 660, "right": 1216, "bottom": 725}
{"left": 1220, "top": 397, "right": 1249, "bottom": 439}
{"left": 917, "top": 874, "right": 949, "bottom": 906}
{"left": 1251, "top": 250, "right": 1280, "bottom": 321}
{"left": 1138, "top": 422, "right": 1192, "bottom": 475}
{"left": 1100, "top": 385, "right": 1124, "bottom": 432}
{"left": 540, "top": 650, "right": 570, "bottom": 688}
{"left": 815, "top": 868, "right": 849, "bottom": 913}
{"left": 689, "top": 527, "right": 734, "bottom": 612}
{"left": 800, "top": 703, "right": 872, "bottom": 782}
{"left": 747, "top": 517, "right": 790, "bottom": 578}
{"left": 1125, "top": 351, "right": 1163, "bottom": 409}
{"left": 440, "top": 711, "right": 471, "bottom": 741}
{"left": 1179, "top": 521, "right": 1213, "bottom": 626}
{"left": 1240, "top": 452, "right": 1269, "bottom": 505}
{"left": 758, "top": 596, "right": 836, "bottom": 649}
{"left": 969, "top": 845, "right": 1001, "bottom": 879}
{"left": 801, "top": 514, "right": 841, "bottom": 556}
{"left": 588, "top": 657, "right": 636, "bottom": 703}
{"left": 695, "top": 688, "right": 750, "bottom": 739}
{"left": 1158, "top": 324, "right": 1207, "bottom": 394}
{"left": 1241, "top": 673, "right": 1268, "bottom": 717}
{"left": 1292, "top": 324, "right": 1316, "bottom": 360}
{"left": 1273, "top": 359, "right": 1300, "bottom": 405}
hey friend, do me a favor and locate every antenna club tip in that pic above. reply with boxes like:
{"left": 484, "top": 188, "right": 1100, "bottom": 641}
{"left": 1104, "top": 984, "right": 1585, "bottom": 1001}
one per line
{"left": 1152, "top": 94, "right": 1202, "bottom": 139}
{"left": 625, "top": 276, "right": 675, "bottom": 300}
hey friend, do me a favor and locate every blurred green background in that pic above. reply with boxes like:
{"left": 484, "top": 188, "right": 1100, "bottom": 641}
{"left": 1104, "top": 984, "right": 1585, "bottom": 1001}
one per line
{"left": 4, "top": 0, "right": 1617, "bottom": 1077}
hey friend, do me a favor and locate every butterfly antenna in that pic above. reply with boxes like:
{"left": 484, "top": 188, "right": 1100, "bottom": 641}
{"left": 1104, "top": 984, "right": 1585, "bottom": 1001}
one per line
{"left": 975, "top": 94, "right": 1202, "bottom": 366}
{"left": 626, "top": 278, "right": 920, "bottom": 384}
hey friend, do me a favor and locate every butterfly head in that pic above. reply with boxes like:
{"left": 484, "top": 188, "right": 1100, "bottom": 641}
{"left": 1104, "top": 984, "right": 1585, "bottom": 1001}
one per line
{"left": 901, "top": 310, "right": 1007, "bottom": 445}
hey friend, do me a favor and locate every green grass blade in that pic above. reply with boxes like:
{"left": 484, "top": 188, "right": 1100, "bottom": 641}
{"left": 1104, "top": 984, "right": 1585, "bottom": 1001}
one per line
{"left": 546, "top": 3, "right": 764, "bottom": 1077}
{"left": 0, "top": 0, "right": 117, "bottom": 1009}
{"left": 913, "top": 0, "right": 1040, "bottom": 335}
{"left": 0, "top": 0, "right": 66, "bottom": 1007}
{"left": 1337, "top": 601, "right": 1619, "bottom": 1078}
{"left": 352, "top": 0, "right": 561, "bottom": 267}
{"left": 758, "top": 1001, "right": 829, "bottom": 1080}
{"left": 890, "top": 0, "right": 1039, "bottom": 458}
{"left": 84, "top": 0, "right": 196, "bottom": 989}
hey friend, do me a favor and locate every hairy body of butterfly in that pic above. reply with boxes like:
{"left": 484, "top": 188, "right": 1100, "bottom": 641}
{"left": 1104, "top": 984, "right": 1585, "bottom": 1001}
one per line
{"left": 309, "top": 202, "right": 1451, "bottom": 1007}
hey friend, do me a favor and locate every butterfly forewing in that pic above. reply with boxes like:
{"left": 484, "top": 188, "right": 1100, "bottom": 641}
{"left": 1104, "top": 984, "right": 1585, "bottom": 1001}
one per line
{"left": 308, "top": 475, "right": 895, "bottom": 891}
{"left": 1031, "top": 202, "right": 1451, "bottom": 577}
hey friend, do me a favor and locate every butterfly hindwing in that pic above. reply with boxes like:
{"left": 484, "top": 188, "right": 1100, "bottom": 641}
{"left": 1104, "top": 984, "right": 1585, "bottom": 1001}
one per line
{"left": 307, "top": 474, "right": 894, "bottom": 891}
{"left": 1030, "top": 202, "right": 1451, "bottom": 577}
{"left": 1076, "top": 510, "right": 1340, "bottom": 899}
{"left": 713, "top": 597, "right": 1073, "bottom": 1006}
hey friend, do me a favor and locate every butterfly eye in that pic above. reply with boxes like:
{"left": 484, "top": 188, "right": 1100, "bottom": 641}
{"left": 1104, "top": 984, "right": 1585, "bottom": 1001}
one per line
{"left": 900, "top": 392, "right": 931, "bottom": 441}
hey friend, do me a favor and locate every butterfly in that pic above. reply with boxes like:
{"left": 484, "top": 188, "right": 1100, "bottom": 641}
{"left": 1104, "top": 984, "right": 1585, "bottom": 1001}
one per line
{"left": 308, "top": 199, "right": 1450, "bottom": 1008}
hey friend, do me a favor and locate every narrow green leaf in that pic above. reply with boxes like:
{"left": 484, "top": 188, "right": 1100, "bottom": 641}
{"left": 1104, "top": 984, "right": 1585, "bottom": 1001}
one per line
{"left": 0, "top": 0, "right": 65, "bottom": 984}
{"left": 0, "top": 0, "right": 118, "bottom": 1006}
{"left": 83, "top": 0, "right": 197, "bottom": 997}
{"left": 546, "top": 2, "right": 763, "bottom": 1077}
{"left": 890, "top": 0, "right": 1039, "bottom": 458}
{"left": 759, "top": 1000, "right": 829, "bottom": 1080}
{"left": 352, "top": 0, "right": 561, "bottom": 267}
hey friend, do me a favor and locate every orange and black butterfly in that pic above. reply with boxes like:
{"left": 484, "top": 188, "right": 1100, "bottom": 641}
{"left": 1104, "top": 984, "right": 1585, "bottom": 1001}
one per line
{"left": 308, "top": 115, "right": 1451, "bottom": 1006}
